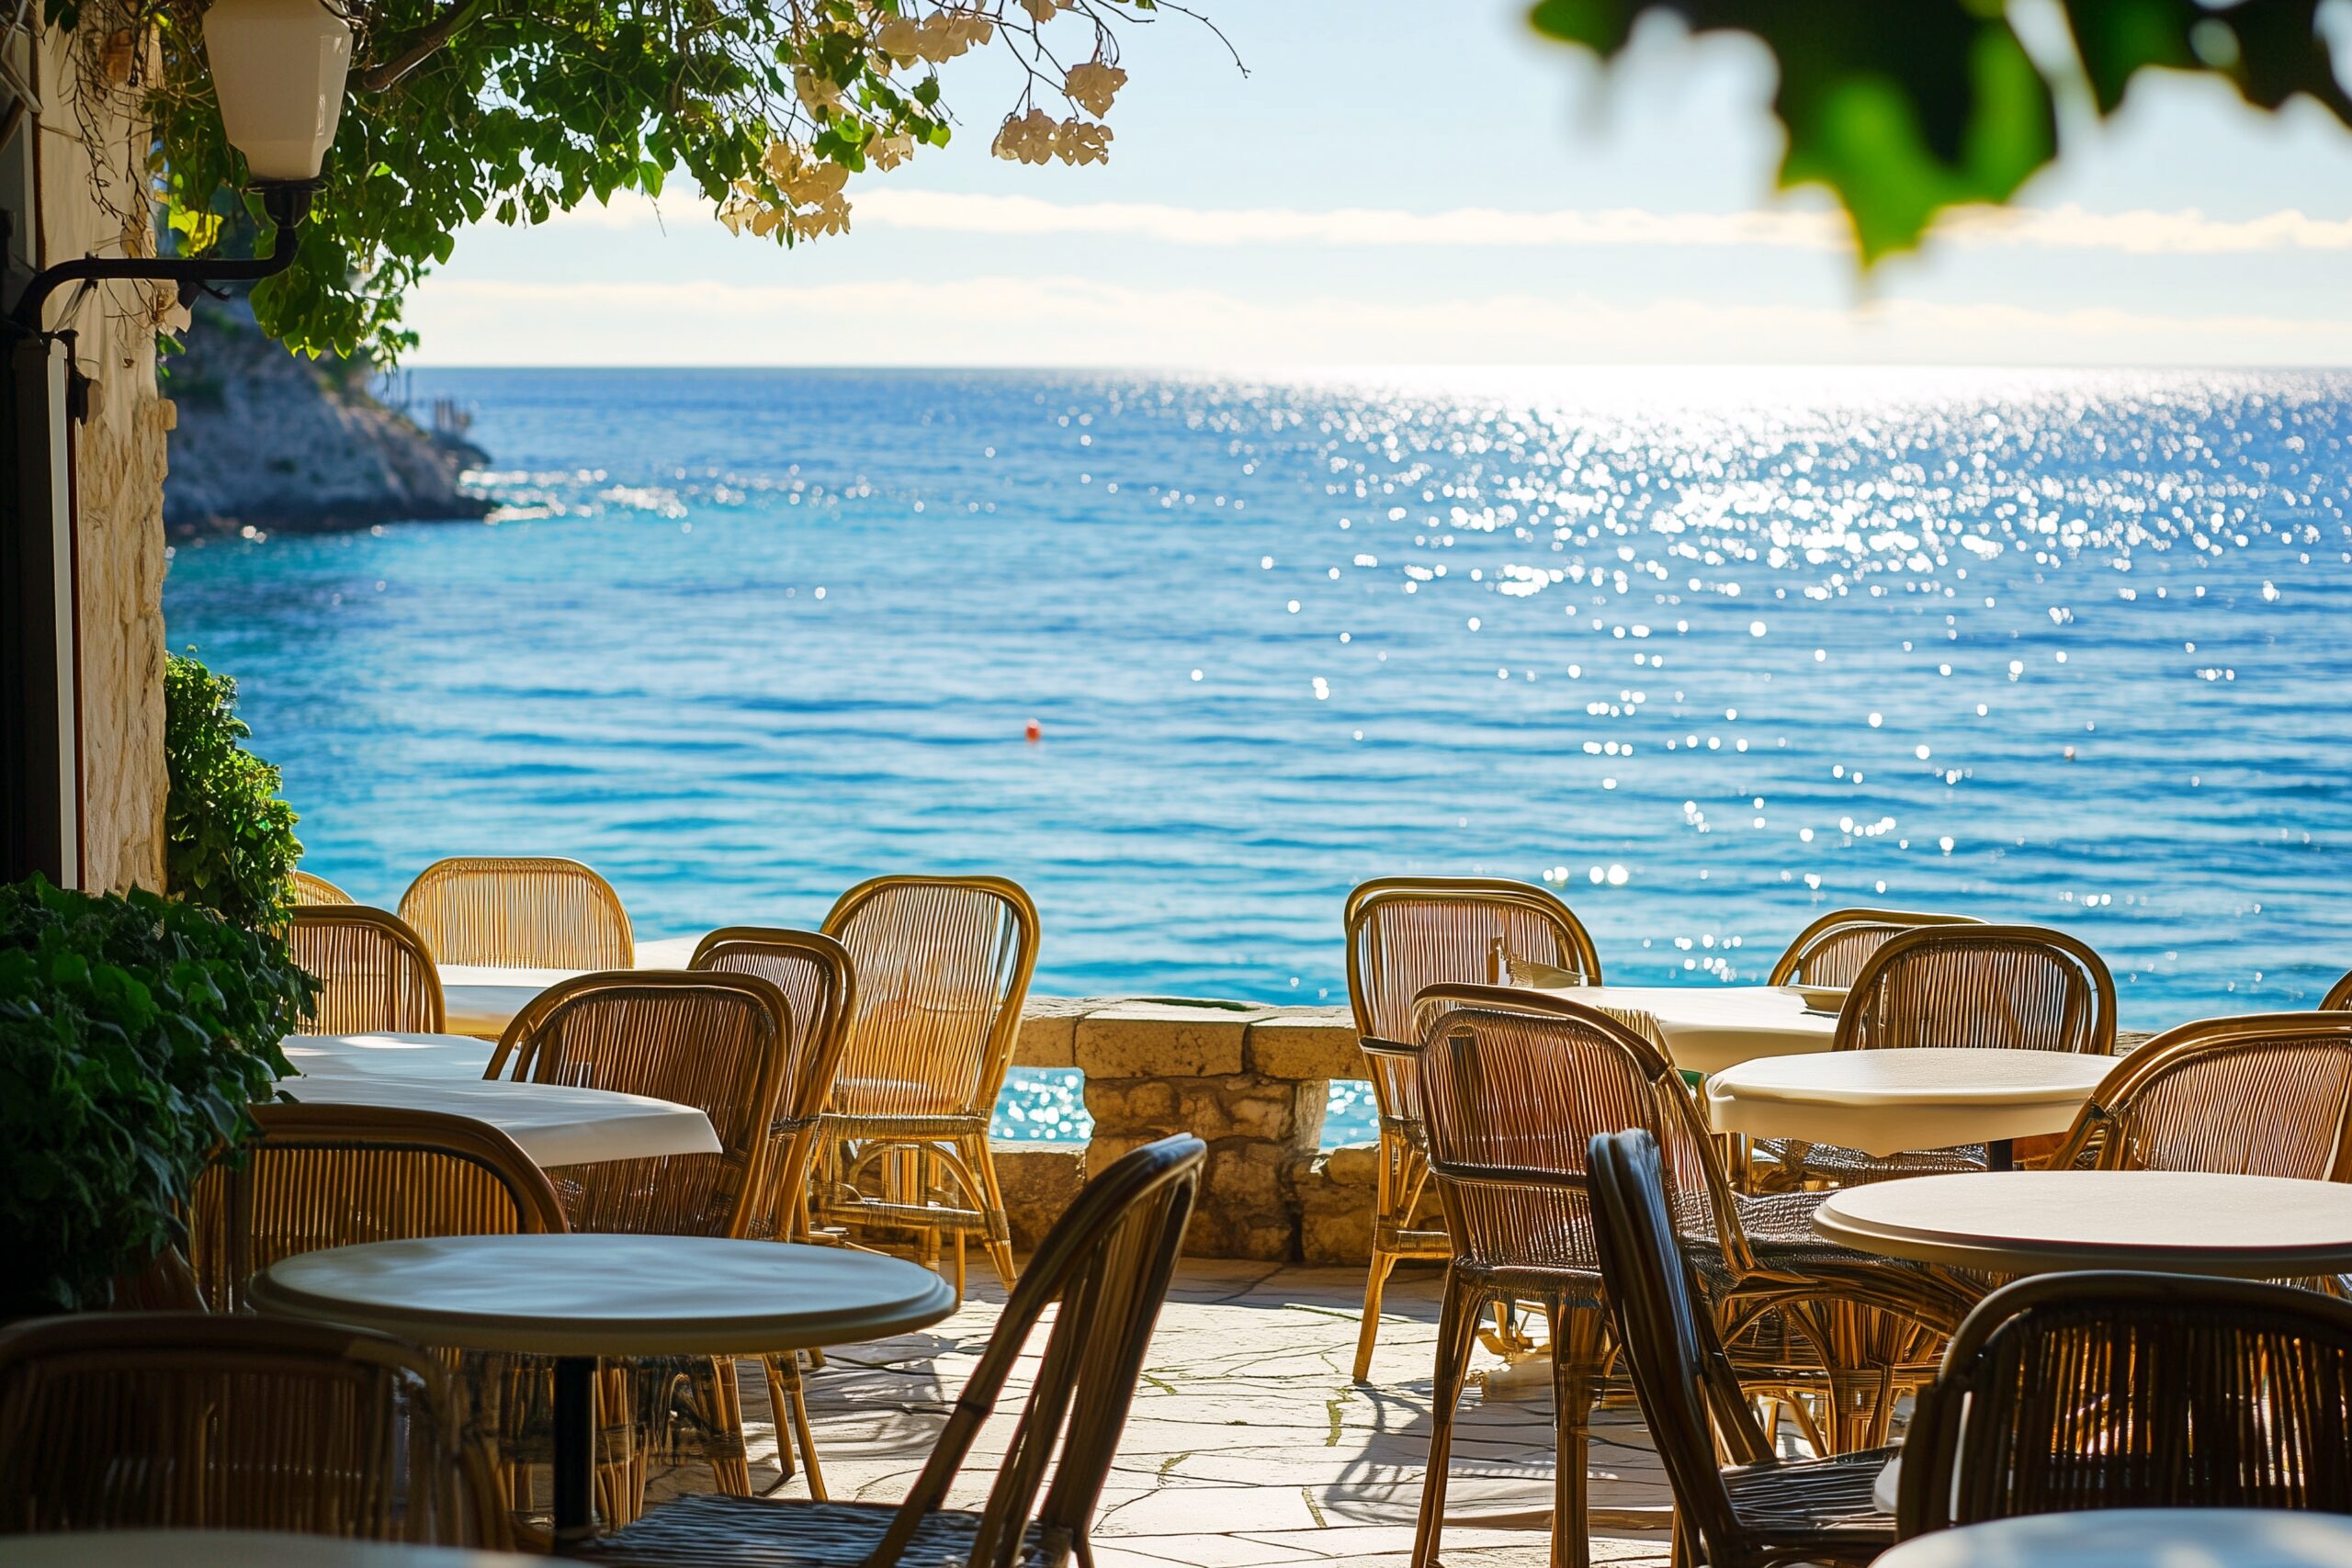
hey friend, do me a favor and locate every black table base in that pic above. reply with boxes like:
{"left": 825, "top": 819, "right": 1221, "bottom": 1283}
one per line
{"left": 552, "top": 1354, "right": 597, "bottom": 1551}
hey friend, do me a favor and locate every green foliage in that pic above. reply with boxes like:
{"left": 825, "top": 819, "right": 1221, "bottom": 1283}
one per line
{"left": 86, "top": 0, "right": 1172, "bottom": 363}
{"left": 0, "top": 878, "right": 309, "bottom": 1315}
{"left": 164, "top": 650, "right": 302, "bottom": 929}
{"left": 1531, "top": 0, "right": 2352, "bottom": 261}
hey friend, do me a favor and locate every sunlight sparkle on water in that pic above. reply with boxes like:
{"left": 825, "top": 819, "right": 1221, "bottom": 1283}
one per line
{"left": 165, "top": 367, "right": 2352, "bottom": 1146}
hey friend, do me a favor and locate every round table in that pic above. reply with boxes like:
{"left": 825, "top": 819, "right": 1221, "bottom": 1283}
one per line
{"left": 437, "top": 937, "right": 707, "bottom": 1037}
{"left": 1871, "top": 1507, "right": 2352, "bottom": 1567}
{"left": 436, "top": 965, "right": 589, "bottom": 1040}
{"left": 1813, "top": 1170, "right": 2352, "bottom": 1277}
{"left": 1521, "top": 984, "right": 1840, "bottom": 1075}
{"left": 277, "top": 1032, "right": 721, "bottom": 1168}
{"left": 248, "top": 1234, "right": 956, "bottom": 1550}
{"left": 0, "top": 1533, "right": 540, "bottom": 1566}
{"left": 1706, "top": 1048, "right": 2111, "bottom": 1170}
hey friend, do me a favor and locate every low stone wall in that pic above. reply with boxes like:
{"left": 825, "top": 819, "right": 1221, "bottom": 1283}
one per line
{"left": 992, "top": 997, "right": 1384, "bottom": 1263}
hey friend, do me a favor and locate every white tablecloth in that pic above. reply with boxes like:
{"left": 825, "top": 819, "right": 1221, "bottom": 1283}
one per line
{"left": 437, "top": 934, "right": 709, "bottom": 1036}
{"left": 1705, "top": 1047, "right": 2111, "bottom": 1156}
{"left": 277, "top": 1032, "right": 720, "bottom": 1168}
{"left": 437, "top": 964, "right": 586, "bottom": 1038}
{"left": 1525, "top": 984, "right": 1839, "bottom": 1075}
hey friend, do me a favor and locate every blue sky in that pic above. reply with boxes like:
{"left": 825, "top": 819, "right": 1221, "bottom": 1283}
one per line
{"left": 406, "top": 0, "right": 2352, "bottom": 367}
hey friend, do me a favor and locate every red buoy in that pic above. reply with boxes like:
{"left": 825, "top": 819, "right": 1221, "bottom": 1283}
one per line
{"left": 1024, "top": 718, "right": 1042, "bottom": 743}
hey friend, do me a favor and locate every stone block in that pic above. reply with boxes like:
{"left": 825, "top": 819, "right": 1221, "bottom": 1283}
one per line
{"left": 1084, "top": 1132, "right": 1163, "bottom": 1183}
{"left": 1244, "top": 1008, "right": 1363, "bottom": 1080}
{"left": 1094, "top": 1076, "right": 1321, "bottom": 1145}
{"left": 1318, "top": 1141, "right": 1382, "bottom": 1185}
{"left": 1084, "top": 1076, "right": 1182, "bottom": 1134}
{"left": 991, "top": 1141, "right": 1087, "bottom": 1252}
{"left": 1287, "top": 1148, "right": 1383, "bottom": 1266}
{"left": 1183, "top": 1207, "right": 1296, "bottom": 1262}
{"left": 1298, "top": 1203, "right": 1374, "bottom": 1266}
{"left": 1186, "top": 1078, "right": 1308, "bottom": 1144}
{"left": 1074, "top": 1002, "right": 1255, "bottom": 1077}
{"left": 1203, "top": 1140, "right": 1287, "bottom": 1213}
{"left": 1013, "top": 995, "right": 1090, "bottom": 1067}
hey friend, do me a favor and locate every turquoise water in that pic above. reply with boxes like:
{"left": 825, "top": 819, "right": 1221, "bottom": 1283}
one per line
{"left": 164, "top": 367, "right": 2352, "bottom": 1145}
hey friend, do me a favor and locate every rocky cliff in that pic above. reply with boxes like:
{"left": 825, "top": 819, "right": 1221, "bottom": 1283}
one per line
{"left": 162, "top": 298, "right": 490, "bottom": 535}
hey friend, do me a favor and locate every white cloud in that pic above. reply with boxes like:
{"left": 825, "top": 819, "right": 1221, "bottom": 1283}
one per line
{"left": 1941, "top": 202, "right": 2352, "bottom": 254}
{"left": 846, "top": 190, "right": 1851, "bottom": 249}
{"left": 536, "top": 187, "right": 2352, "bottom": 254}
{"left": 405, "top": 273, "right": 2352, "bottom": 367}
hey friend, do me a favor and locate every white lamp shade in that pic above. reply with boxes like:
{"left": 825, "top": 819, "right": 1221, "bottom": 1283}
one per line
{"left": 203, "top": 0, "right": 353, "bottom": 183}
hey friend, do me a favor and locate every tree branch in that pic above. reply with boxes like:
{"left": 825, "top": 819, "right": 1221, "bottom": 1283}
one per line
{"left": 356, "top": 0, "right": 487, "bottom": 92}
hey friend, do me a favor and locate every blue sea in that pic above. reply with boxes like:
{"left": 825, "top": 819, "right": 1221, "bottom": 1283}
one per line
{"left": 163, "top": 367, "right": 2352, "bottom": 1145}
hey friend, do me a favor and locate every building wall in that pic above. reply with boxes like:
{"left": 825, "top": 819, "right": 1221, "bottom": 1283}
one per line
{"left": 31, "top": 21, "right": 175, "bottom": 893}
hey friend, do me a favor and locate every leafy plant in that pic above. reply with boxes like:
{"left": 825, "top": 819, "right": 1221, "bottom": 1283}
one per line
{"left": 51, "top": 0, "right": 1229, "bottom": 363}
{"left": 163, "top": 650, "right": 303, "bottom": 930}
{"left": 1531, "top": 0, "right": 2352, "bottom": 261}
{"left": 0, "top": 877, "right": 310, "bottom": 1316}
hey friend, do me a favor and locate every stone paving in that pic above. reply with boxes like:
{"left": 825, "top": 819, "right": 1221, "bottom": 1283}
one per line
{"left": 648, "top": 1260, "right": 1674, "bottom": 1567}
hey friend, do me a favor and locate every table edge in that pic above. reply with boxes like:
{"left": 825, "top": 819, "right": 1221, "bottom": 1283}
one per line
{"left": 245, "top": 1238, "right": 960, "bottom": 1356}
{"left": 1810, "top": 1205, "right": 2352, "bottom": 1277}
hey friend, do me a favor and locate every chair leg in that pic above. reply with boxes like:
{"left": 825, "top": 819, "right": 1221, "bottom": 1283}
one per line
{"left": 762, "top": 1351, "right": 828, "bottom": 1500}
{"left": 1412, "top": 1273, "right": 1482, "bottom": 1568}
{"left": 760, "top": 1352, "right": 797, "bottom": 1483}
{"left": 707, "top": 1358, "right": 752, "bottom": 1496}
{"left": 1353, "top": 1243, "right": 1397, "bottom": 1383}
{"left": 595, "top": 1364, "right": 645, "bottom": 1528}
{"left": 959, "top": 1132, "right": 1021, "bottom": 1289}
{"left": 1549, "top": 1302, "right": 1604, "bottom": 1568}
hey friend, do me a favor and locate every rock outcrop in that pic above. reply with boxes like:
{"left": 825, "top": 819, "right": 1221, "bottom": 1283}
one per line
{"left": 162, "top": 297, "right": 489, "bottom": 535}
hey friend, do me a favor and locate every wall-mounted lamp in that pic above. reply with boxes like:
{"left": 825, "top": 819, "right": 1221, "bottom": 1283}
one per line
{"left": 6, "top": 0, "right": 351, "bottom": 333}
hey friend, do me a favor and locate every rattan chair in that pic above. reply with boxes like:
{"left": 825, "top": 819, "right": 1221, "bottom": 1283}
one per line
{"left": 1405, "top": 993, "right": 1644, "bottom": 1568}
{"left": 581, "top": 1134, "right": 1205, "bottom": 1568}
{"left": 400, "top": 855, "right": 634, "bottom": 970}
{"left": 2051, "top": 1010, "right": 2352, "bottom": 1179}
{"left": 1758, "top": 924, "right": 2115, "bottom": 1189}
{"left": 1391, "top": 985, "right": 1976, "bottom": 1461}
{"left": 1342, "top": 876, "right": 1603, "bottom": 1382}
{"left": 287, "top": 904, "right": 447, "bottom": 1035}
{"left": 494, "top": 970, "right": 792, "bottom": 1496}
{"left": 2326, "top": 967, "right": 2352, "bottom": 1011}
{"left": 292, "top": 867, "right": 356, "bottom": 905}
{"left": 1897, "top": 1270, "right": 2352, "bottom": 1535}
{"left": 1402, "top": 989, "right": 1954, "bottom": 1567}
{"left": 690, "top": 926, "right": 860, "bottom": 1497}
{"left": 1766, "top": 908, "right": 1982, "bottom": 987}
{"left": 0, "top": 1312, "right": 504, "bottom": 1545}
{"left": 188, "top": 1101, "right": 566, "bottom": 1313}
{"left": 814, "top": 874, "right": 1040, "bottom": 1296}
{"left": 1588, "top": 1131, "right": 1895, "bottom": 1568}
{"left": 178, "top": 1102, "right": 626, "bottom": 1535}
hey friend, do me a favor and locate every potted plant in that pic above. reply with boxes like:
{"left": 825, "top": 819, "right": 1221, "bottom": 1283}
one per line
{"left": 0, "top": 651, "right": 314, "bottom": 1317}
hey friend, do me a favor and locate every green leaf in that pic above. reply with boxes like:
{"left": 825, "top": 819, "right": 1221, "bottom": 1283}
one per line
{"left": 1525, "top": 0, "right": 2352, "bottom": 263}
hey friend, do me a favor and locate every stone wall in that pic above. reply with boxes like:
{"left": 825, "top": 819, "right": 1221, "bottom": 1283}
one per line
{"left": 28, "top": 22, "right": 173, "bottom": 894}
{"left": 1001, "top": 997, "right": 1384, "bottom": 1263}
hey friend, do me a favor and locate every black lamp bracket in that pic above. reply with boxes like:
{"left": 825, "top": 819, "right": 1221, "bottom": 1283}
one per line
{"left": 5, "top": 179, "right": 313, "bottom": 336}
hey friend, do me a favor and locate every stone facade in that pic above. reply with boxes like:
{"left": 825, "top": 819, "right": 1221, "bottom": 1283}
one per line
{"left": 28, "top": 22, "right": 173, "bottom": 893}
{"left": 1002, "top": 997, "right": 1383, "bottom": 1263}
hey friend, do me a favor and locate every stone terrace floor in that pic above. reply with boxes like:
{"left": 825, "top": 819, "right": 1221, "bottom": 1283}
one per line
{"left": 647, "top": 1260, "right": 1673, "bottom": 1567}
